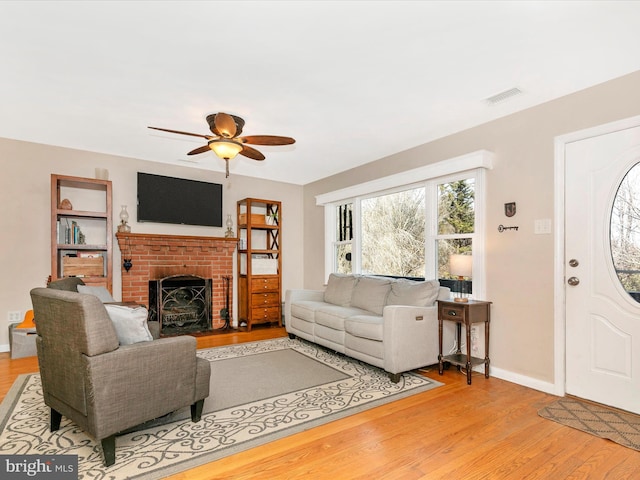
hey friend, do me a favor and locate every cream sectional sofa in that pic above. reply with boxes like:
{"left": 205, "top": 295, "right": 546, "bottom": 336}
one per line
{"left": 285, "top": 274, "right": 454, "bottom": 382}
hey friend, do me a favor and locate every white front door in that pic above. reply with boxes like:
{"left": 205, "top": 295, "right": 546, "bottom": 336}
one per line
{"left": 564, "top": 122, "right": 640, "bottom": 414}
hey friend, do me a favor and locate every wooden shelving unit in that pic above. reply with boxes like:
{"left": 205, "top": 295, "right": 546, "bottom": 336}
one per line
{"left": 50, "top": 174, "right": 113, "bottom": 292}
{"left": 237, "top": 198, "right": 281, "bottom": 331}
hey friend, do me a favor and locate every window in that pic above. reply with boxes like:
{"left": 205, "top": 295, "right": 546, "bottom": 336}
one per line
{"left": 334, "top": 203, "right": 353, "bottom": 274}
{"left": 327, "top": 175, "right": 479, "bottom": 287}
{"left": 611, "top": 162, "right": 640, "bottom": 303}
{"left": 318, "top": 150, "right": 491, "bottom": 298}
{"left": 434, "top": 179, "right": 475, "bottom": 297}
{"left": 361, "top": 187, "right": 426, "bottom": 276}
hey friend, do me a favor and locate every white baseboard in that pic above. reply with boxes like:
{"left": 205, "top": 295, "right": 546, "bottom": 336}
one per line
{"left": 0, "top": 343, "right": 9, "bottom": 353}
{"left": 486, "top": 365, "right": 558, "bottom": 395}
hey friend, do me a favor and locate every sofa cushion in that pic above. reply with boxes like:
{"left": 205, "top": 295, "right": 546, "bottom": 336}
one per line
{"left": 324, "top": 273, "right": 359, "bottom": 306}
{"left": 345, "top": 314, "right": 384, "bottom": 341}
{"left": 386, "top": 278, "right": 440, "bottom": 307}
{"left": 315, "top": 305, "right": 368, "bottom": 330}
{"left": 290, "top": 300, "right": 327, "bottom": 323}
{"left": 350, "top": 276, "right": 392, "bottom": 314}
{"left": 104, "top": 304, "right": 153, "bottom": 345}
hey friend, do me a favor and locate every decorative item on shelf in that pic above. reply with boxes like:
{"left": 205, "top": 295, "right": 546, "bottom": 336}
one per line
{"left": 449, "top": 253, "right": 472, "bottom": 303}
{"left": 59, "top": 198, "right": 72, "bottom": 210}
{"left": 117, "top": 205, "right": 131, "bottom": 233}
{"left": 225, "top": 214, "right": 235, "bottom": 238}
{"left": 265, "top": 212, "right": 278, "bottom": 226}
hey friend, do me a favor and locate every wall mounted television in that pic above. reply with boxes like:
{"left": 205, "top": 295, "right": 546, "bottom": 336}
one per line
{"left": 137, "top": 172, "right": 223, "bottom": 227}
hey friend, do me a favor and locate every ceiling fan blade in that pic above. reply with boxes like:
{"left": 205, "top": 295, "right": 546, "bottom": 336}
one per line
{"left": 187, "top": 145, "right": 212, "bottom": 155}
{"left": 239, "top": 135, "right": 296, "bottom": 146}
{"left": 213, "top": 113, "right": 237, "bottom": 138}
{"left": 148, "top": 126, "right": 213, "bottom": 140}
{"left": 239, "top": 145, "right": 265, "bottom": 161}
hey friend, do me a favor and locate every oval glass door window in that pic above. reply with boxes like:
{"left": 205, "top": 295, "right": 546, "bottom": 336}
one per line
{"left": 611, "top": 161, "right": 640, "bottom": 303}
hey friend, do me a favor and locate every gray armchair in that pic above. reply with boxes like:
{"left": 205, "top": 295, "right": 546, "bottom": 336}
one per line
{"left": 30, "top": 287, "right": 211, "bottom": 467}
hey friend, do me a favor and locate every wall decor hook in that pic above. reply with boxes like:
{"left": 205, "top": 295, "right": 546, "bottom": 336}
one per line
{"left": 498, "top": 224, "right": 519, "bottom": 233}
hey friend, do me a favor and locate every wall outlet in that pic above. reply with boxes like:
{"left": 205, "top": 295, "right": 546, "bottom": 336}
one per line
{"left": 8, "top": 311, "right": 21, "bottom": 323}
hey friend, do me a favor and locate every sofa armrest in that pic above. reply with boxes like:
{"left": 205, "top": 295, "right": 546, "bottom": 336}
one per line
{"left": 382, "top": 305, "right": 455, "bottom": 375}
{"left": 83, "top": 335, "right": 205, "bottom": 438}
{"left": 284, "top": 289, "right": 325, "bottom": 324}
{"left": 286, "top": 289, "right": 325, "bottom": 303}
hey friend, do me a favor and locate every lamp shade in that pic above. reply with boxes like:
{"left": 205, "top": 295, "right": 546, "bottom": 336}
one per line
{"left": 209, "top": 139, "right": 243, "bottom": 160}
{"left": 449, "top": 254, "right": 472, "bottom": 278}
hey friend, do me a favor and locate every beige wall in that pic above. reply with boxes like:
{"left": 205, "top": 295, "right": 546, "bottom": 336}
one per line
{"left": 3, "top": 70, "right": 640, "bottom": 387}
{"left": 303, "top": 70, "right": 640, "bottom": 386}
{"left": 0, "top": 140, "right": 303, "bottom": 349}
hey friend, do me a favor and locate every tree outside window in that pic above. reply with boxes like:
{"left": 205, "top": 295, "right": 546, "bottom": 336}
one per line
{"left": 611, "top": 162, "right": 640, "bottom": 302}
{"left": 436, "top": 179, "right": 475, "bottom": 290}
{"left": 361, "top": 188, "right": 425, "bottom": 277}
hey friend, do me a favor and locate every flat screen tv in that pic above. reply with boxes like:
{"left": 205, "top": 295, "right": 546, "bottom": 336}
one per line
{"left": 137, "top": 172, "right": 223, "bottom": 227}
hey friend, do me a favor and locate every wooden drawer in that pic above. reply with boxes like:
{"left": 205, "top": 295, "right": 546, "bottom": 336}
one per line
{"left": 439, "top": 303, "right": 467, "bottom": 322}
{"left": 252, "top": 306, "right": 280, "bottom": 323}
{"left": 250, "top": 277, "right": 279, "bottom": 292}
{"left": 251, "top": 292, "right": 280, "bottom": 307}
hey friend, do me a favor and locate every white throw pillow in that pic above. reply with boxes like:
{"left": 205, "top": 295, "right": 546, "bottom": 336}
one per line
{"left": 77, "top": 285, "right": 116, "bottom": 303}
{"left": 104, "top": 304, "right": 153, "bottom": 345}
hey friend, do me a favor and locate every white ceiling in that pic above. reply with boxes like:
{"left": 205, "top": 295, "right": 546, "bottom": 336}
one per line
{"left": 2, "top": 1, "right": 640, "bottom": 185}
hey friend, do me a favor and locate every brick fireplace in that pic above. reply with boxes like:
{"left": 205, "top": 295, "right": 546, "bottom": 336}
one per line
{"left": 115, "top": 232, "right": 237, "bottom": 331}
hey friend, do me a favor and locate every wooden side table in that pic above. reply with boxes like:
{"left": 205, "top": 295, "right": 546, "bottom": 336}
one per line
{"left": 438, "top": 299, "right": 492, "bottom": 385}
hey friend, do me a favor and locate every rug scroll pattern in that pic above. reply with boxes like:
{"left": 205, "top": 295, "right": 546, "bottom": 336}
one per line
{"left": 0, "top": 338, "right": 440, "bottom": 479}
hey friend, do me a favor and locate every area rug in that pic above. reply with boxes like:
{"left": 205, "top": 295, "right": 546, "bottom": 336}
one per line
{"left": 0, "top": 337, "right": 442, "bottom": 479}
{"left": 538, "top": 397, "right": 640, "bottom": 451}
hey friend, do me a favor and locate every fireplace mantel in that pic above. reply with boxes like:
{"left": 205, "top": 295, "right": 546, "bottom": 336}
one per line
{"left": 115, "top": 232, "right": 237, "bottom": 330}
{"left": 116, "top": 232, "right": 238, "bottom": 246}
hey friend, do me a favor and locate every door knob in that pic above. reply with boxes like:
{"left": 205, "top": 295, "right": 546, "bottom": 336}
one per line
{"left": 567, "top": 276, "right": 580, "bottom": 286}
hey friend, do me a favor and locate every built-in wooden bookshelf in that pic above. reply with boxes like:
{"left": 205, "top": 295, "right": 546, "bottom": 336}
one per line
{"left": 50, "top": 174, "right": 113, "bottom": 292}
{"left": 237, "top": 198, "right": 281, "bottom": 331}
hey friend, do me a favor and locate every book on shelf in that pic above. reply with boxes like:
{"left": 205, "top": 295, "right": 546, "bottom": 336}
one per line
{"left": 57, "top": 219, "right": 72, "bottom": 245}
{"left": 57, "top": 219, "right": 87, "bottom": 245}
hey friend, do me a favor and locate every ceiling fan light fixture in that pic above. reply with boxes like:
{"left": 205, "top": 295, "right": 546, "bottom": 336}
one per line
{"left": 208, "top": 139, "right": 243, "bottom": 160}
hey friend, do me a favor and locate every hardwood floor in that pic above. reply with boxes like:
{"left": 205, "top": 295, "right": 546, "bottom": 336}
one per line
{"left": 2, "top": 327, "right": 638, "bottom": 479}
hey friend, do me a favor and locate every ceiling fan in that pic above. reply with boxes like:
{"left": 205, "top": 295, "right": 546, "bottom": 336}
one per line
{"left": 148, "top": 112, "right": 295, "bottom": 177}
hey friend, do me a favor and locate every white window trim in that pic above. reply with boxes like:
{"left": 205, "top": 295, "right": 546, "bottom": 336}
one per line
{"left": 316, "top": 150, "right": 493, "bottom": 205}
{"left": 318, "top": 150, "right": 493, "bottom": 287}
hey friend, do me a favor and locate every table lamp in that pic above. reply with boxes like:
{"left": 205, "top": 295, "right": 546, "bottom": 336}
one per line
{"left": 449, "top": 254, "right": 472, "bottom": 303}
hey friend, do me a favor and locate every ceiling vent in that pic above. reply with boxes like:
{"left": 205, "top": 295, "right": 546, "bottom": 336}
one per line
{"left": 485, "top": 87, "right": 523, "bottom": 105}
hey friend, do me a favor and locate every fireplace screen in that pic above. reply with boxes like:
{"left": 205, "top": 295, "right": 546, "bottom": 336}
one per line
{"left": 149, "top": 275, "right": 212, "bottom": 336}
